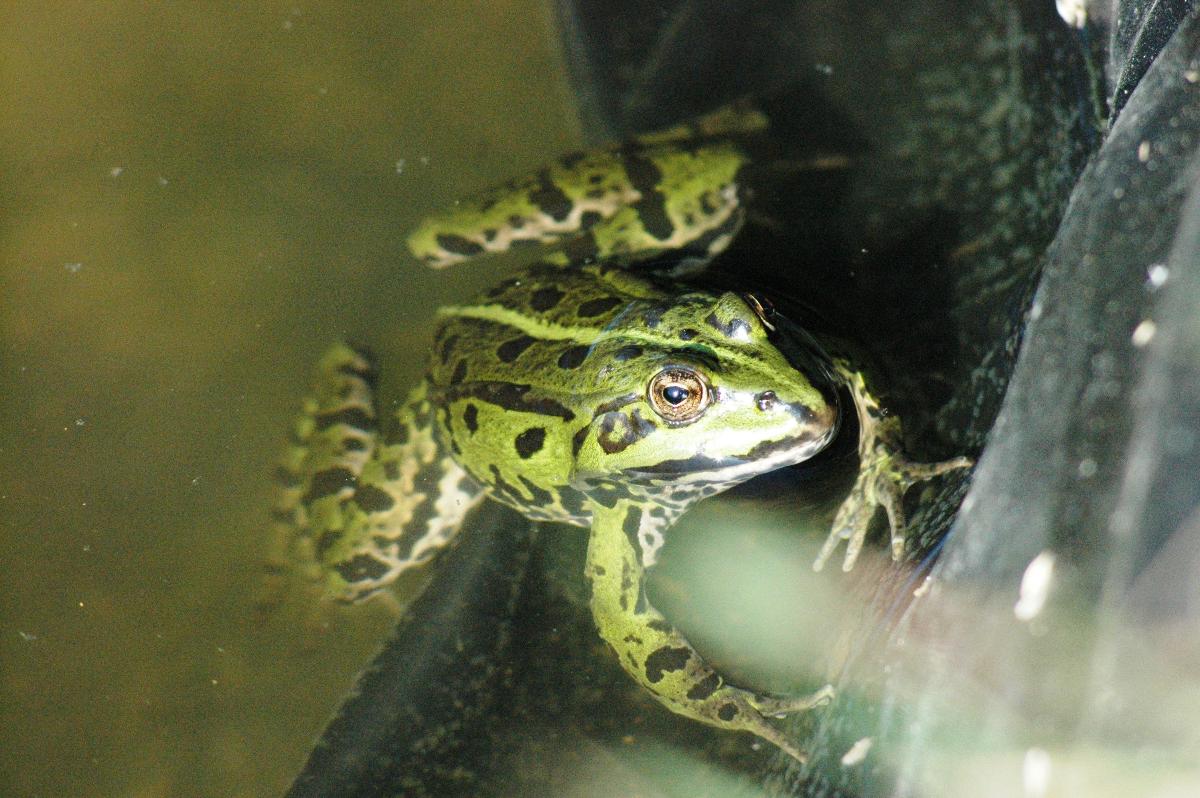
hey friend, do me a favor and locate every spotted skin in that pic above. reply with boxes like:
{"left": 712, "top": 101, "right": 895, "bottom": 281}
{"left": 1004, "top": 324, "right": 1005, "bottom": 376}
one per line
{"left": 406, "top": 104, "right": 769, "bottom": 272}
{"left": 271, "top": 100, "right": 973, "bottom": 762}
{"left": 267, "top": 345, "right": 487, "bottom": 604}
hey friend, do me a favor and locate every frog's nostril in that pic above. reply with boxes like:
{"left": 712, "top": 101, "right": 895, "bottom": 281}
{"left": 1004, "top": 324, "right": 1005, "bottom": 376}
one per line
{"left": 755, "top": 391, "right": 777, "bottom": 411}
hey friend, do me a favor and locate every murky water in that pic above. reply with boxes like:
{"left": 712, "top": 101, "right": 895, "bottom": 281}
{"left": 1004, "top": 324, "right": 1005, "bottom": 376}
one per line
{"left": 0, "top": 4, "right": 579, "bottom": 795}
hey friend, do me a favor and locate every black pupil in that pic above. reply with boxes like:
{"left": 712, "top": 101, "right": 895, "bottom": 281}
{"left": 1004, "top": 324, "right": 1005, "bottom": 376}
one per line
{"left": 662, "top": 384, "right": 689, "bottom": 405}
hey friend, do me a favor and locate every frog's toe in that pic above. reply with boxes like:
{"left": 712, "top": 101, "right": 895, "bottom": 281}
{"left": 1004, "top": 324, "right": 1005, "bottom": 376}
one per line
{"left": 752, "top": 684, "right": 836, "bottom": 717}
{"left": 894, "top": 455, "right": 974, "bottom": 489}
{"left": 881, "top": 454, "right": 975, "bottom": 561}
{"left": 814, "top": 489, "right": 876, "bottom": 572}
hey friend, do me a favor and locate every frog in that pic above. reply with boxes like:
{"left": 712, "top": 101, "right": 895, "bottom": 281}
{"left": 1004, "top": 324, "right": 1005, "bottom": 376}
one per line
{"left": 266, "top": 102, "right": 973, "bottom": 763}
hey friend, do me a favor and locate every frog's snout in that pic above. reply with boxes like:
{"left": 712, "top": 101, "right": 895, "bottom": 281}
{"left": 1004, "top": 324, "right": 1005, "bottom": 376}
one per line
{"left": 768, "top": 393, "right": 839, "bottom": 459}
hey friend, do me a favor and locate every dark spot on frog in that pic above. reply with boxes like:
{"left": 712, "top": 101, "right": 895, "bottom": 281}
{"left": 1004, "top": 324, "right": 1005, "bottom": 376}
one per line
{"left": 623, "top": 153, "right": 673, "bottom": 240}
{"left": 315, "top": 406, "right": 376, "bottom": 433}
{"left": 333, "top": 553, "right": 391, "bottom": 584}
{"left": 587, "top": 482, "right": 630, "bottom": 509}
{"left": 678, "top": 328, "right": 699, "bottom": 341}
{"left": 435, "top": 233, "right": 485, "bottom": 257}
{"left": 342, "top": 437, "right": 366, "bottom": 452}
{"left": 584, "top": 188, "right": 606, "bottom": 200}
{"left": 558, "top": 485, "right": 587, "bottom": 517}
{"left": 705, "top": 311, "right": 751, "bottom": 339}
{"left": 486, "top": 277, "right": 522, "bottom": 298}
{"left": 562, "top": 231, "right": 599, "bottom": 264}
{"left": 451, "top": 359, "right": 469, "bottom": 384}
{"left": 590, "top": 564, "right": 606, "bottom": 576}
{"left": 560, "top": 151, "right": 587, "bottom": 169}
{"left": 315, "top": 529, "right": 340, "bottom": 557}
{"left": 450, "top": 439, "right": 461, "bottom": 456}
{"left": 557, "top": 344, "right": 590, "bottom": 369}
{"left": 620, "top": 561, "right": 632, "bottom": 611}
{"left": 518, "top": 476, "right": 552, "bottom": 507}
{"left": 644, "top": 646, "right": 692, "bottom": 684}
{"left": 483, "top": 228, "right": 497, "bottom": 242}
{"left": 646, "top": 618, "right": 672, "bottom": 633}
{"left": 506, "top": 214, "right": 525, "bottom": 229}
{"left": 529, "top": 169, "right": 573, "bottom": 222}
{"left": 613, "top": 344, "right": 642, "bottom": 362}
{"left": 273, "top": 466, "right": 301, "bottom": 489}
{"left": 623, "top": 633, "right": 644, "bottom": 646}
{"left": 394, "top": 497, "right": 439, "bottom": 560}
{"left": 386, "top": 422, "right": 409, "bottom": 446}
{"left": 497, "top": 335, "right": 537, "bottom": 363}
{"left": 450, "top": 381, "right": 575, "bottom": 421}
{"left": 687, "top": 673, "right": 721, "bottom": 701}
{"left": 717, "top": 703, "right": 738, "bottom": 722}
{"left": 383, "top": 459, "right": 401, "bottom": 481}
{"left": 598, "top": 409, "right": 656, "bottom": 455}
{"left": 353, "top": 484, "right": 395, "bottom": 513}
{"left": 577, "top": 296, "right": 623, "bottom": 318}
{"left": 571, "top": 426, "right": 589, "bottom": 457}
{"left": 529, "top": 286, "right": 565, "bottom": 311}
{"left": 462, "top": 403, "right": 478, "bottom": 433}
{"left": 488, "top": 464, "right": 522, "bottom": 504}
{"left": 438, "top": 334, "right": 459, "bottom": 364}
{"left": 514, "top": 427, "right": 546, "bottom": 459}
{"left": 622, "top": 505, "right": 643, "bottom": 561}
{"left": 303, "top": 467, "right": 356, "bottom": 504}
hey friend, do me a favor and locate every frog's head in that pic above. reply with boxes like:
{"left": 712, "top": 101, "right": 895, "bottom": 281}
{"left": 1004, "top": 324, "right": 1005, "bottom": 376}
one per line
{"left": 571, "top": 290, "right": 840, "bottom": 493}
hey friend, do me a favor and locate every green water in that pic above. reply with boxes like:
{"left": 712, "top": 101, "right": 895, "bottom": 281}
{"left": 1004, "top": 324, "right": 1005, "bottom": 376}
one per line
{"left": 0, "top": 4, "right": 579, "bottom": 795}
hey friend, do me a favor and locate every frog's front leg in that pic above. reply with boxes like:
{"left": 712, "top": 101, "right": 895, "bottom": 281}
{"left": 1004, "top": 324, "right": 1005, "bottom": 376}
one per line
{"left": 586, "top": 500, "right": 833, "bottom": 763}
{"left": 813, "top": 368, "right": 973, "bottom": 572}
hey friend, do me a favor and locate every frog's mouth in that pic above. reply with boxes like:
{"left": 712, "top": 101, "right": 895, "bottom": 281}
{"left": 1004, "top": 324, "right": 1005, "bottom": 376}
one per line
{"left": 621, "top": 422, "right": 837, "bottom": 485}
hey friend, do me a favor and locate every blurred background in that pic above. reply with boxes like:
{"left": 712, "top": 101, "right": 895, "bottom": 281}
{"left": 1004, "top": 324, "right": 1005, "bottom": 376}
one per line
{"left": 0, "top": 3, "right": 579, "bottom": 795}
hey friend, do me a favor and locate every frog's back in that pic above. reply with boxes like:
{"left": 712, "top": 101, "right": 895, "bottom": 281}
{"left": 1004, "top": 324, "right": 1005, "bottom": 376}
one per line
{"left": 428, "top": 263, "right": 666, "bottom": 524}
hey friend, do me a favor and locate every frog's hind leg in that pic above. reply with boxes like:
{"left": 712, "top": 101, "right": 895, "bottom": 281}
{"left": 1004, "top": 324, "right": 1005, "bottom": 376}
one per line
{"left": 585, "top": 501, "right": 833, "bottom": 763}
{"left": 317, "top": 379, "right": 489, "bottom": 604}
{"left": 258, "top": 343, "right": 379, "bottom": 614}
{"left": 406, "top": 133, "right": 754, "bottom": 274}
{"left": 260, "top": 344, "right": 487, "bottom": 618}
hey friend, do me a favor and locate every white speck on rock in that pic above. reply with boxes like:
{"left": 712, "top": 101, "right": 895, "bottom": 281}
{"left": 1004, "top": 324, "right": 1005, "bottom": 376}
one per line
{"left": 1014, "top": 551, "right": 1055, "bottom": 621}
{"left": 1137, "top": 140, "right": 1152, "bottom": 162}
{"left": 1055, "top": 0, "right": 1087, "bottom": 28}
{"left": 109, "top": 166, "right": 124, "bottom": 178}
{"left": 1077, "top": 457, "right": 1097, "bottom": 478}
{"left": 1131, "top": 319, "right": 1157, "bottom": 348}
{"left": 1023, "top": 747, "right": 1052, "bottom": 797}
{"left": 65, "top": 262, "right": 83, "bottom": 273}
{"left": 1147, "top": 263, "right": 1170, "bottom": 288}
{"left": 841, "top": 737, "right": 872, "bottom": 766}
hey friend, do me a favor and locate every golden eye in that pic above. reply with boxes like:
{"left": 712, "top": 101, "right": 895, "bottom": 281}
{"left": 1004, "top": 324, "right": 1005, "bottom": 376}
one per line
{"left": 647, "top": 367, "right": 711, "bottom": 423}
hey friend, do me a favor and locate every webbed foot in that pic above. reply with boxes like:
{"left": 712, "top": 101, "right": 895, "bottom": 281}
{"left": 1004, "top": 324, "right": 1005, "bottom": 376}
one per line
{"left": 813, "top": 448, "right": 973, "bottom": 572}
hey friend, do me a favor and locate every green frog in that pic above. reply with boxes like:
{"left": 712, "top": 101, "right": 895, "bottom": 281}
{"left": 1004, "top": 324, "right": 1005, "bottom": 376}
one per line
{"left": 267, "top": 104, "right": 972, "bottom": 763}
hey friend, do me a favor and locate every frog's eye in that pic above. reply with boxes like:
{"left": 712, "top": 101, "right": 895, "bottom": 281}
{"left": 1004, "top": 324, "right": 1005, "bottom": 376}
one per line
{"left": 647, "top": 367, "right": 711, "bottom": 423}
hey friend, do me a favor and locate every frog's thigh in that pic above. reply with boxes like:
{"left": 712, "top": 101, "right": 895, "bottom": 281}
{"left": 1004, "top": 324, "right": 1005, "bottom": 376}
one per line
{"left": 260, "top": 343, "right": 379, "bottom": 608}
{"left": 323, "top": 383, "right": 488, "bottom": 602}
{"left": 585, "top": 502, "right": 827, "bottom": 763}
